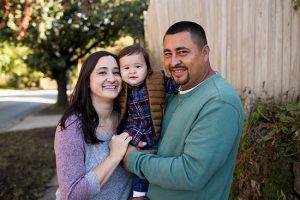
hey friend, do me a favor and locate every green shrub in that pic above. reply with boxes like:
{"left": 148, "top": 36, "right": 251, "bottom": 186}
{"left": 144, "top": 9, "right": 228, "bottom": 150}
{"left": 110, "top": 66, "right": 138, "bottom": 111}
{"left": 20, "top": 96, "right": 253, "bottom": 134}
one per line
{"left": 232, "top": 98, "right": 300, "bottom": 199}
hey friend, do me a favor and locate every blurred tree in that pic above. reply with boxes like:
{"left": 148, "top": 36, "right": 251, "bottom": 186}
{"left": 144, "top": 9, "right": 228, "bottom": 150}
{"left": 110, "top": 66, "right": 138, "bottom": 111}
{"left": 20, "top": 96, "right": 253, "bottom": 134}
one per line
{"left": 0, "top": 0, "right": 149, "bottom": 106}
{"left": 294, "top": 0, "right": 300, "bottom": 9}
{"left": 0, "top": 42, "right": 43, "bottom": 88}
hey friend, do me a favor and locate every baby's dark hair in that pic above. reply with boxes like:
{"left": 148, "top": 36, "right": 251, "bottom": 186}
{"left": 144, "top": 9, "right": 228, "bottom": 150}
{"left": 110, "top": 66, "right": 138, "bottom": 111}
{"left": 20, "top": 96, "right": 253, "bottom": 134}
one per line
{"left": 118, "top": 44, "right": 153, "bottom": 76}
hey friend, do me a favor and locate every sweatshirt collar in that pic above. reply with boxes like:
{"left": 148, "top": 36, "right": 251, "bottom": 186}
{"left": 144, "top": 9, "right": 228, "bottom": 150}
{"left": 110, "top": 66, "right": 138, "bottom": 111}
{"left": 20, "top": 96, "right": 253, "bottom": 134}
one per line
{"left": 179, "top": 71, "right": 217, "bottom": 94}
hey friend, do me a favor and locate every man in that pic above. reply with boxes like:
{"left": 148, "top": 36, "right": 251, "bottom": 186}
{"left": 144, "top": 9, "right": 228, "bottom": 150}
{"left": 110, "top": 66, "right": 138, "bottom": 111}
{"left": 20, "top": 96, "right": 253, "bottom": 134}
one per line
{"left": 124, "top": 21, "right": 244, "bottom": 200}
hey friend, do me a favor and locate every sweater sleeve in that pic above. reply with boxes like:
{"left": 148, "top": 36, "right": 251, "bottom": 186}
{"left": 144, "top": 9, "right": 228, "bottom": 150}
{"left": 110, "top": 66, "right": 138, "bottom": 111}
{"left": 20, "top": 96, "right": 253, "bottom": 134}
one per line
{"left": 55, "top": 119, "right": 95, "bottom": 200}
{"left": 127, "top": 101, "right": 243, "bottom": 190}
{"left": 162, "top": 70, "right": 179, "bottom": 94}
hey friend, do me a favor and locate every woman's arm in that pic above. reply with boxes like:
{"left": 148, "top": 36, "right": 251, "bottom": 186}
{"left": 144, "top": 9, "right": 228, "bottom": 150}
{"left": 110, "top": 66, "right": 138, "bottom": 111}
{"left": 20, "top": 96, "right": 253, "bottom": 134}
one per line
{"left": 55, "top": 124, "right": 90, "bottom": 200}
{"left": 55, "top": 121, "right": 132, "bottom": 200}
{"left": 92, "top": 132, "right": 132, "bottom": 186}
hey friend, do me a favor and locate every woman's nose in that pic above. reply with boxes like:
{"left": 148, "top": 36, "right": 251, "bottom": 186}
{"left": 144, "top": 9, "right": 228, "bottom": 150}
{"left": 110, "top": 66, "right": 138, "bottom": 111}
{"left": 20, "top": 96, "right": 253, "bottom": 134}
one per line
{"left": 106, "top": 72, "right": 116, "bottom": 82}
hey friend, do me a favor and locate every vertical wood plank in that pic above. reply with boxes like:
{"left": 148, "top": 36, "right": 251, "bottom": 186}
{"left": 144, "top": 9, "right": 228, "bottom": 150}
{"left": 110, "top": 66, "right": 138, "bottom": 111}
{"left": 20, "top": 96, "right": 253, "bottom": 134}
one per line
{"left": 241, "top": 0, "right": 255, "bottom": 96}
{"left": 291, "top": 8, "right": 300, "bottom": 100}
{"left": 157, "top": 0, "right": 170, "bottom": 69}
{"left": 231, "top": 0, "right": 238, "bottom": 89}
{"left": 226, "top": 0, "right": 233, "bottom": 86}
{"left": 236, "top": 0, "right": 243, "bottom": 93}
{"left": 213, "top": 0, "right": 222, "bottom": 73}
{"left": 254, "top": 0, "right": 268, "bottom": 97}
{"left": 220, "top": 0, "right": 227, "bottom": 78}
{"left": 274, "top": 0, "right": 283, "bottom": 98}
{"left": 267, "top": 0, "right": 276, "bottom": 97}
{"left": 207, "top": 0, "right": 215, "bottom": 68}
{"left": 282, "top": 0, "right": 292, "bottom": 100}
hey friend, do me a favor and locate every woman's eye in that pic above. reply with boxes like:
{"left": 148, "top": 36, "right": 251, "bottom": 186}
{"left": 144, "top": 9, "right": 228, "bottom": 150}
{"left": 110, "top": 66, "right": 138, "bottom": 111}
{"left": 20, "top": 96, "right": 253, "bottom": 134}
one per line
{"left": 98, "top": 71, "right": 106, "bottom": 75}
{"left": 113, "top": 71, "right": 120, "bottom": 75}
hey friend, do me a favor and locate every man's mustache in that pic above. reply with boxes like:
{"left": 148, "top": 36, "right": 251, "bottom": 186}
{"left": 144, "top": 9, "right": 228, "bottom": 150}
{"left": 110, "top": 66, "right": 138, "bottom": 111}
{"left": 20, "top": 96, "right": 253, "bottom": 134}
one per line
{"left": 169, "top": 64, "right": 187, "bottom": 71}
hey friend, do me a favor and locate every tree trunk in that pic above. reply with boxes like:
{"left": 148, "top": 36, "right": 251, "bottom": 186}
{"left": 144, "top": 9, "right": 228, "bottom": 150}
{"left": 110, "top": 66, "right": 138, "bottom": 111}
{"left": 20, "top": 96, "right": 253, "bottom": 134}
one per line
{"left": 55, "top": 70, "right": 69, "bottom": 107}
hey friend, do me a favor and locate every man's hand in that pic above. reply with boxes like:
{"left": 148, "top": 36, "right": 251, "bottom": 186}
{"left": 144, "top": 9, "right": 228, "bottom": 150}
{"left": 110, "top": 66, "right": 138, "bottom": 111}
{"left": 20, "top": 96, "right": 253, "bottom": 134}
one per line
{"left": 123, "top": 145, "right": 137, "bottom": 171}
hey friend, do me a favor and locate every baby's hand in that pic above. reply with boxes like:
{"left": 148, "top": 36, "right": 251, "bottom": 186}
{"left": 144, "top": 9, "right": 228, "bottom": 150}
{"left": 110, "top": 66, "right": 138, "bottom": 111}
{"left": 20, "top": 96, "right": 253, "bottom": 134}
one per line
{"left": 136, "top": 141, "right": 157, "bottom": 154}
{"left": 137, "top": 141, "right": 147, "bottom": 148}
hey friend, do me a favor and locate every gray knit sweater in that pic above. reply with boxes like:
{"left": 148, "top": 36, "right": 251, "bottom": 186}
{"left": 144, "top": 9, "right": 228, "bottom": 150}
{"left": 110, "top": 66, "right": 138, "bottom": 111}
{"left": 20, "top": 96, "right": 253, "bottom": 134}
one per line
{"left": 54, "top": 115, "right": 132, "bottom": 200}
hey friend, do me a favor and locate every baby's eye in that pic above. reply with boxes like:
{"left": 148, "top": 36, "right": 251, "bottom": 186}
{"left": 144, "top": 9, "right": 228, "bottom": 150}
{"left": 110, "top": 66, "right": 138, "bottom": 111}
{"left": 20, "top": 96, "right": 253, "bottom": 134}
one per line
{"left": 123, "top": 66, "right": 129, "bottom": 70}
{"left": 136, "top": 65, "right": 142, "bottom": 68}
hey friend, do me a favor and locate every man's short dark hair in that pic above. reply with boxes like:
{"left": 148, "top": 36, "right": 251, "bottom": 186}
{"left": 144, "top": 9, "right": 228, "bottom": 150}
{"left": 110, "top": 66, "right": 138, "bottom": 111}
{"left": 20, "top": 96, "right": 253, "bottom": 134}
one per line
{"left": 164, "top": 21, "right": 207, "bottom": 48}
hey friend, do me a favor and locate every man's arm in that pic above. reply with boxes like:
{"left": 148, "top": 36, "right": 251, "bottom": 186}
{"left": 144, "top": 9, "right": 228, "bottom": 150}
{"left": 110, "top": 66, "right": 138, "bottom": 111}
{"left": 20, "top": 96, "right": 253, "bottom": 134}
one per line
{"left": 124, "top": 101, "right": 243, "bottom": 190}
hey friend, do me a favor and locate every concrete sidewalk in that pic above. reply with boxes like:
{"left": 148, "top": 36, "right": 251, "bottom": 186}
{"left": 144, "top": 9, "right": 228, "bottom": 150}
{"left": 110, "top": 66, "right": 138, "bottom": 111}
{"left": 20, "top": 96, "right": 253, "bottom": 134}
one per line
{"left": 7, "top": 114, "right": 61, "bottom": 132}
{"left": 40, "top": 174, "right": 58, "bottom": 200}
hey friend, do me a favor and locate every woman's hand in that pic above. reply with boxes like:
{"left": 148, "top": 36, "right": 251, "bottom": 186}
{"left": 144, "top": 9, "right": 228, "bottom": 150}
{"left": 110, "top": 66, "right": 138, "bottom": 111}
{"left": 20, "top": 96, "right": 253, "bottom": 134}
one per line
{"left": 93, "top": 132, "right": 132, "bottom": 186}
{"left": 109, "top": 132, "right": 132, "bottom": 161}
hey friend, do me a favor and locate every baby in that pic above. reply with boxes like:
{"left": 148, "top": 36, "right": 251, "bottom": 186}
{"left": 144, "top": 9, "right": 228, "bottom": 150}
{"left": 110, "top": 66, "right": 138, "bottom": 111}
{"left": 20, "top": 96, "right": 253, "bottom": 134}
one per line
{"left": 118, "top": 45, "right": 177, "bottom": 199}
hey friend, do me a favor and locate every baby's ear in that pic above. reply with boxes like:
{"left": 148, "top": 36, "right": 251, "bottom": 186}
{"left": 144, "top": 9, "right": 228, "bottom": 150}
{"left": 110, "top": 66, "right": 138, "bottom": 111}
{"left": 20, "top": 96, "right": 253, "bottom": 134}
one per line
{"left": 147, "top": 67, "right": 153, "bottom": 77}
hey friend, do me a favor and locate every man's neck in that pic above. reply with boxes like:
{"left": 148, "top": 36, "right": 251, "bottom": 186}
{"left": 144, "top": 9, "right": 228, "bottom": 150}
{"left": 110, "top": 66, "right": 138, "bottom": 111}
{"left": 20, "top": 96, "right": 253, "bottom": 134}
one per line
{"left": 179, "top": 69, "right": 216, "bottom": 94}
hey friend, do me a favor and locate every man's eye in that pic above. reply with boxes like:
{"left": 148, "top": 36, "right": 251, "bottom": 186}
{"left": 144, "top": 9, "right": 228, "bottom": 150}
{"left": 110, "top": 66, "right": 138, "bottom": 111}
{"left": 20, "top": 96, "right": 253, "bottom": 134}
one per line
{"left": 178, "top": 51, "right": 188, "bottom": 55}
{"left": 164, "top": 52, "right": 171, "bottom": 57}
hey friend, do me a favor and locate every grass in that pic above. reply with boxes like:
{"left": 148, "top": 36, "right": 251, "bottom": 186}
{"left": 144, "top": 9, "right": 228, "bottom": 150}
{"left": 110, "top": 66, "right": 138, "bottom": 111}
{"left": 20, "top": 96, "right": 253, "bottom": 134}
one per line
{"left": 0, "top": 104, "right": 65, "bottom": 200}
{"left": 0, "top": 127, "right": 56, "bottom": 199}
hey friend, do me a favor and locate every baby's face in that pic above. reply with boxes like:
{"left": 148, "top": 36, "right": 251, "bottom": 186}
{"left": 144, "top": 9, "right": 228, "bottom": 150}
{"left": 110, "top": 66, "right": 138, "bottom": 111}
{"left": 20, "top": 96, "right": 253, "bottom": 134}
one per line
{"left": 119, "top": 53, "right": 148, "bottom": 86}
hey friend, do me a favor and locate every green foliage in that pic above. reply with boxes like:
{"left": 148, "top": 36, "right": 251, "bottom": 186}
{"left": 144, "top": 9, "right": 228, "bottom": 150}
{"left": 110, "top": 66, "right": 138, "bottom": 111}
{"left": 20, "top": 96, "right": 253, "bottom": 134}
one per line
{"left": 0, "top": 42, "right": 29, "bottom": 75}
{"left": 232, "top": 98, "right": 300, "bottom": 199}
{"left": 0, "top": 42, "right": 43, "bottom": 88}
{"left": 293, "top": 0, "right": 300, "bottom": 9}
{"left": 112, "top": 0, "right": 149, "bottom": 41}
{"left": 0, "top": 0, "right": 149, "bottom": 105}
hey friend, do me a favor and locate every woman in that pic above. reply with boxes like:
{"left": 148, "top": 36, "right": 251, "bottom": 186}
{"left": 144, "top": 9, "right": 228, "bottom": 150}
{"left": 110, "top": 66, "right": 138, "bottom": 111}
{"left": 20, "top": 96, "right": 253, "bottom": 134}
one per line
{"left": 55, "top": 51, "right": 132, "bottom": 200}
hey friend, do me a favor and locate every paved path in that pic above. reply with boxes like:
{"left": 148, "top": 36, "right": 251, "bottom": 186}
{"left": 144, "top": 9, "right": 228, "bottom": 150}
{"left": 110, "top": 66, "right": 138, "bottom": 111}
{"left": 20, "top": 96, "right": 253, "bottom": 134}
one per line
{"left": 0, "top": 90, "right": 57, "bottom": 130}
{"left": 39, "top": 174, "right": 58, "bottom": 200}
{"left": 7, "top": 115, "right": 61, "bottom": 131}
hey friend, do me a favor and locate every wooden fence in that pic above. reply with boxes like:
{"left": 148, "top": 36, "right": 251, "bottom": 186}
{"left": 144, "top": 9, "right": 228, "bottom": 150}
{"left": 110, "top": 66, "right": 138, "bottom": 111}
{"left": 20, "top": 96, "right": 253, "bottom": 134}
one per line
{"left": 144, "top": 0, "right": 300, "bottom": 100}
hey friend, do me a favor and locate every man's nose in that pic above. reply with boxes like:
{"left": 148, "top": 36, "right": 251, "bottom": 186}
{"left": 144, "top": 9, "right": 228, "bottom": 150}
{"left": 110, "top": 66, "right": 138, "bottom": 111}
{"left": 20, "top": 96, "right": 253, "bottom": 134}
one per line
{"left": 170, "top": 55, "right": 181, "bottom": 67}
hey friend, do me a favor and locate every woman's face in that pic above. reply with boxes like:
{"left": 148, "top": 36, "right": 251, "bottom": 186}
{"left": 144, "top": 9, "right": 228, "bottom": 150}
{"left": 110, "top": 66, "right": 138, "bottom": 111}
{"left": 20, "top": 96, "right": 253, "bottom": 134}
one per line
{"left": 89, "top": 55, "right": 122, "bottom": 101}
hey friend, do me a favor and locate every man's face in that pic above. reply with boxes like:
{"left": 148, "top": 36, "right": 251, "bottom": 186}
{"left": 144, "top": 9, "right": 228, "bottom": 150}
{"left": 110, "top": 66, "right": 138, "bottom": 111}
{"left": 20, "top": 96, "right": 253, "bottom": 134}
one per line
{"left": 163, "top": 31, "right": 209, "bottom": 91}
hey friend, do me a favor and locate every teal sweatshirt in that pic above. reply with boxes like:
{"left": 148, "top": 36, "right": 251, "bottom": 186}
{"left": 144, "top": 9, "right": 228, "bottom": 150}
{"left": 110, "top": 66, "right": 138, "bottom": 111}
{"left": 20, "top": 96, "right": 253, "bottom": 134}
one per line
{"left": 127, "top": 73, "right": 244, "bottom": 200}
